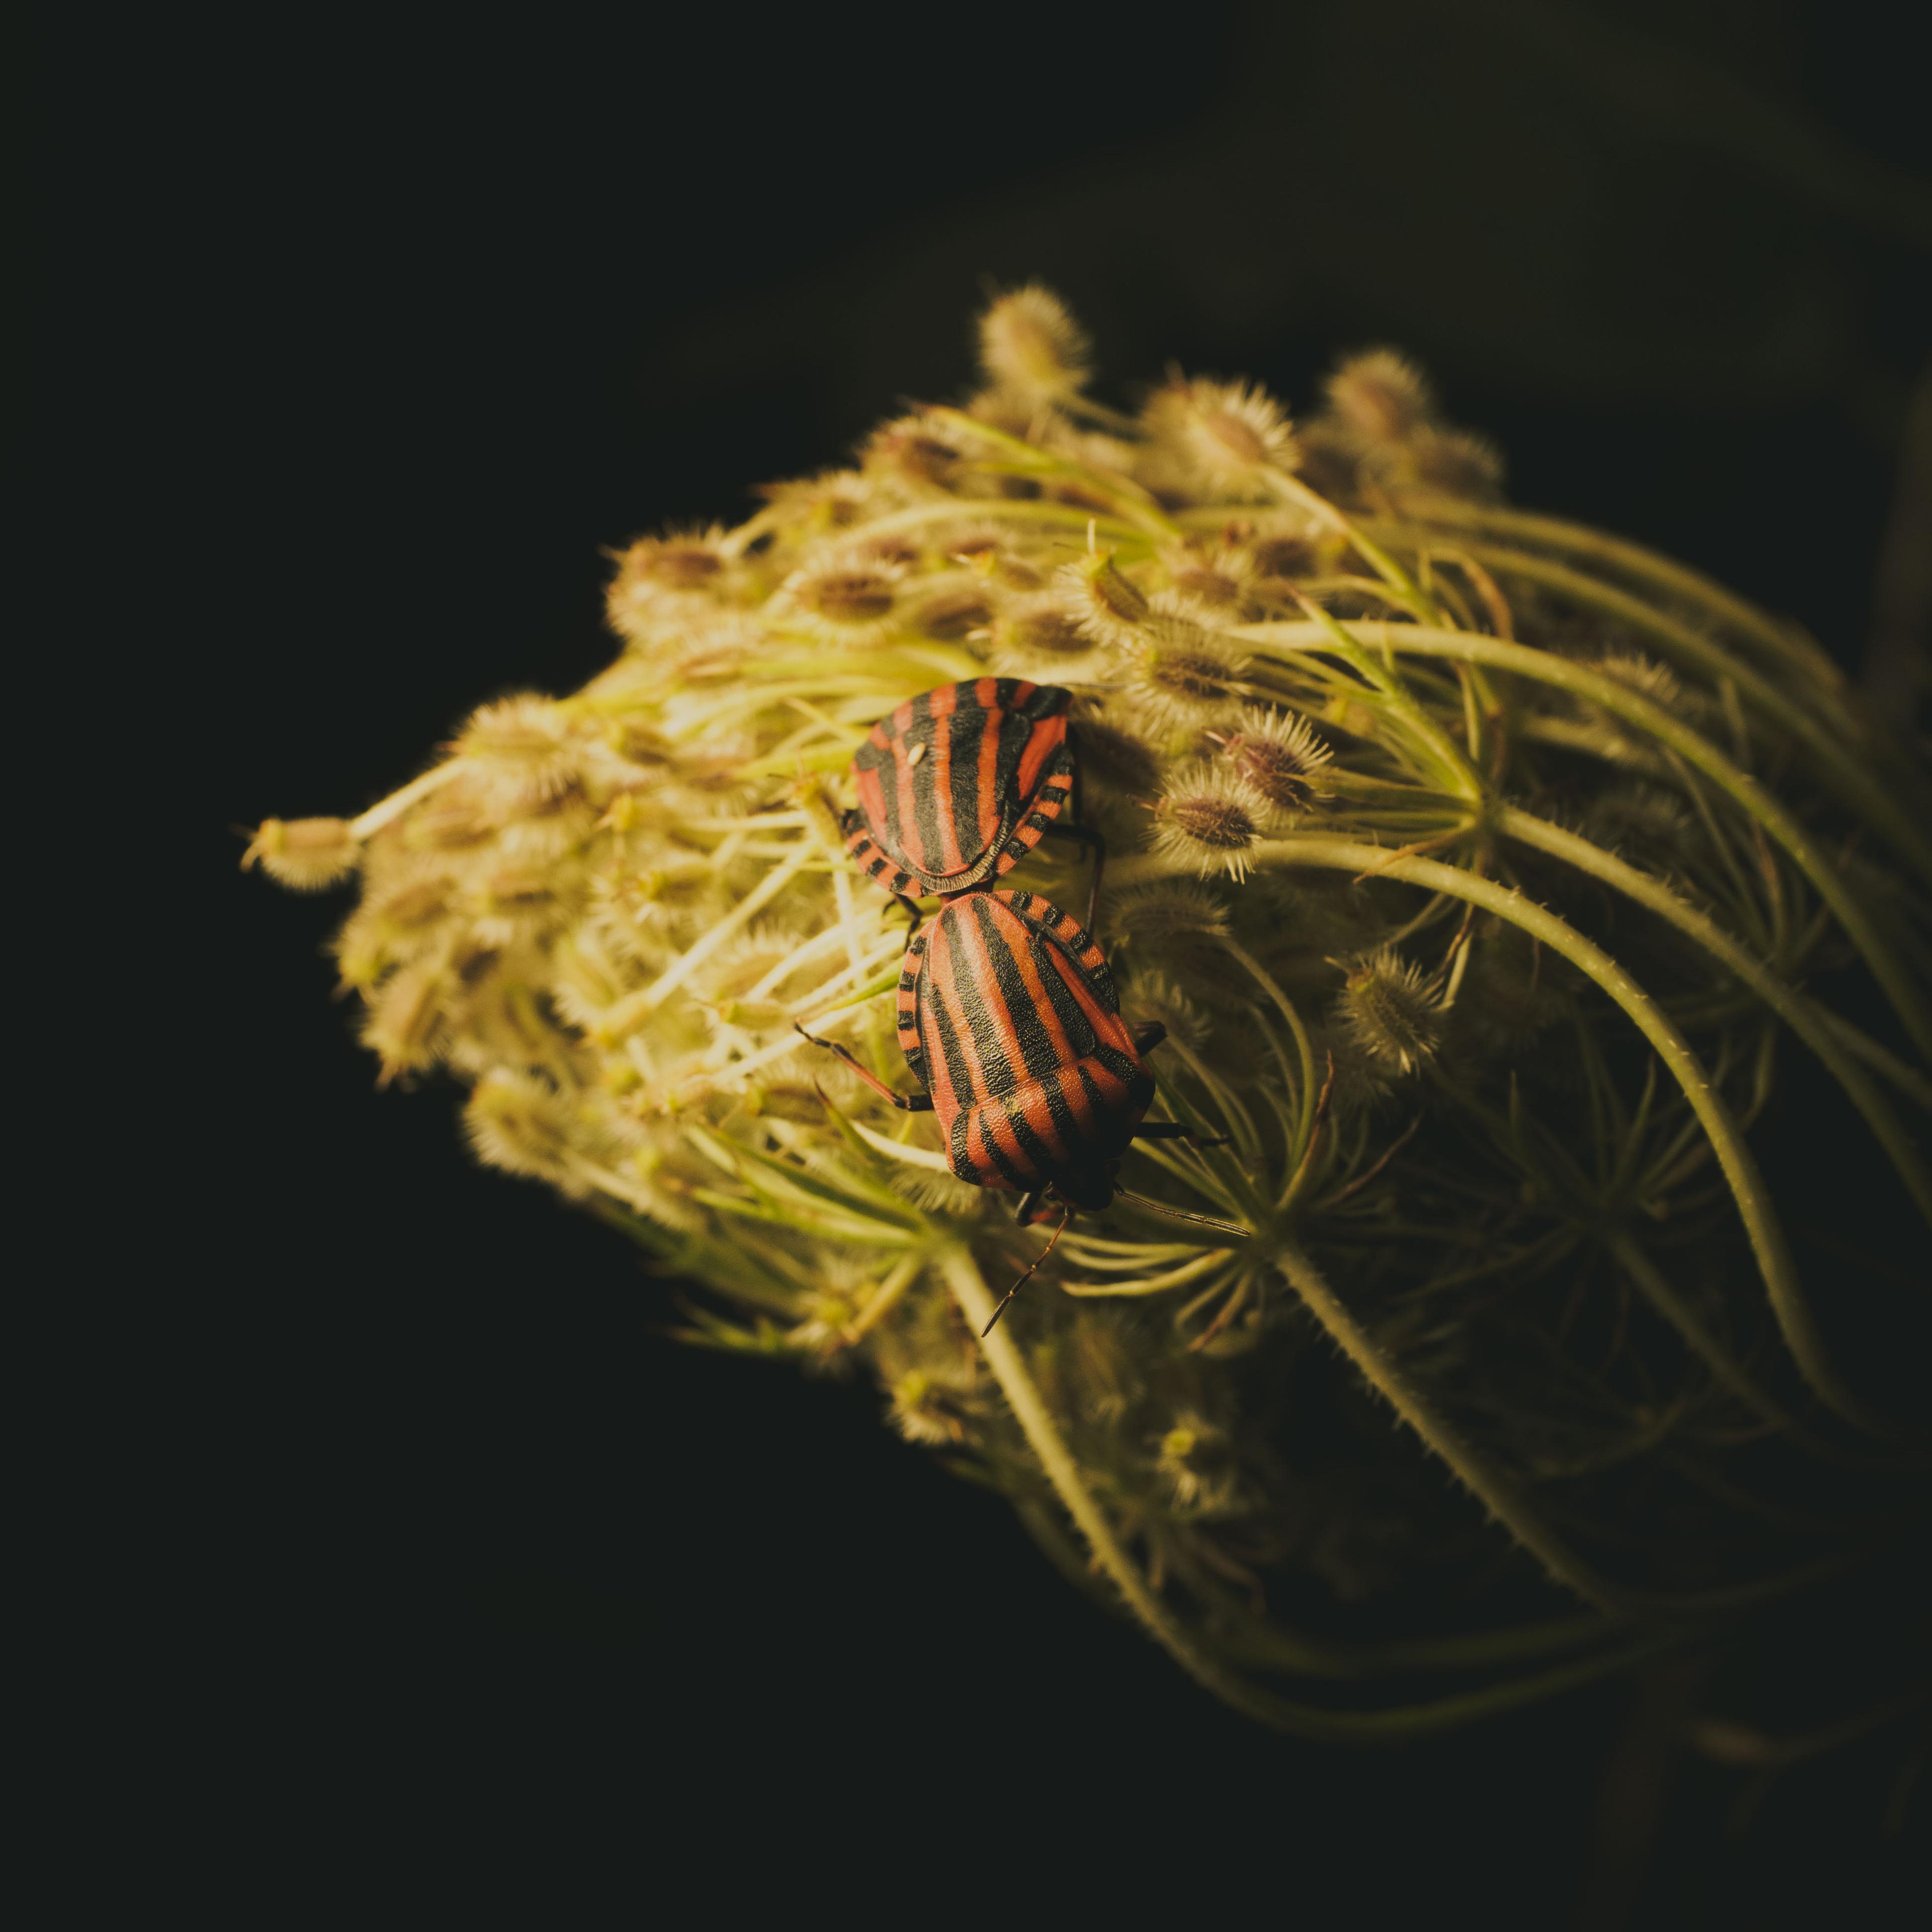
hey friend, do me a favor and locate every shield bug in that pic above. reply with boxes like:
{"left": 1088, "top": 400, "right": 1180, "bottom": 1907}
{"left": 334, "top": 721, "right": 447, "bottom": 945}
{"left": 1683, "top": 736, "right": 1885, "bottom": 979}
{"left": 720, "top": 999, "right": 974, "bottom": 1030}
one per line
{"left": 797, "top": 887, "right": 1241, "bottom": 1329}
{"left": 843, "top": 678, "right": 1105, "bottom": 927}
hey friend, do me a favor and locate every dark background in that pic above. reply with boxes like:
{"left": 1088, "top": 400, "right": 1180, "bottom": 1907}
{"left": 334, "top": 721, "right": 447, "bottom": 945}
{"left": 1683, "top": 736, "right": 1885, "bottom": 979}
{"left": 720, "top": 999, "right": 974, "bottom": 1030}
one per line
{"left": 41, "top": 1, "right": 1928, "bottom": 1918}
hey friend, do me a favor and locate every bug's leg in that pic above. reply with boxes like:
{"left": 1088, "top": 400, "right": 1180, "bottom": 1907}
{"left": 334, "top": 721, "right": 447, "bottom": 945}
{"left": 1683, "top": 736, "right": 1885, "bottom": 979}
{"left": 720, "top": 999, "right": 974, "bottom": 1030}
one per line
{"left": 893, "top": 893, "right": 923, "bottom": 939}
{"left": 1040, "top": 822, "right": 1107, "bottom": 934}
{"left": 1131, "top": 1020, "right": 1167, "bottom": 1057}
{"left": 1074, "top": 737, "right": 1104, "bottom": 931}
{"left": 982, "top": 1208, "right": 1070, "bottom": 1336}
{"left": 1012, "top": 1189, "right": 1048, "bottom": 1224}
{"left": 792, "top": 1024, "right": 934, "bottom": 1110}
{"left": 1133, "top": 1121, "right": 1231, "bottom": 1147}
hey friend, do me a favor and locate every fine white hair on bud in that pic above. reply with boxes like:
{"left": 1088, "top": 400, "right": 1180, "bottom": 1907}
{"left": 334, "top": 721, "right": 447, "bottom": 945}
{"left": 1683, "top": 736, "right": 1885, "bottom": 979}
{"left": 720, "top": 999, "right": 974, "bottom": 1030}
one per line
{"left": 988, "top": 592, "right": 1096, "bottom": 674}
{"left": 1107, "top": 878, "right": 1233, "bottom": 948}
{"left": 775, "top": 552, "right": 905, "bottom": 644}
{"left": 1056, "top": 546, "right": 1152, "bottom": 651}
{"left": 1324, "top": 348, "right": 1436, "bottom": 446}
{"left": 861, "top": 414, "right": 967, "bottom": 498}
{"left": 1405, "top": 425, "right": 1505, "bottom": 500}
{"left": 1150, "top": 763, "right": 1275, "bottom": 881}
{"left": 1141, "top": 376, "right": 1297, "bottom": 499}
{"left": 464, "top": 1068, "right": 588, "bottom": 1194}
{"left": 362, "top": 953, "right": 452, "bottom": 1085}
{"left": 976, "top": 283, "right": 1092, "bottom": 405}
{"left": 1338, "top": 946, "right": 1443, "bottom": 1076}
{"left": 605, "top": 527, "right": 733, "bottom": 645}
{"left": 1160, "top": 542, "right": 1257, "bottom": 613}
{"left": 456, "top": 697, "right": 583, "bottom": 813}
{"left": 1217, "top": 706, "right": 1335, "bottom": 813}
{"left": 241, "top": 817, "right": 359, "bottom": 891}
{"left": 1121, "top": 607, "right": 1251, "bottom": 728}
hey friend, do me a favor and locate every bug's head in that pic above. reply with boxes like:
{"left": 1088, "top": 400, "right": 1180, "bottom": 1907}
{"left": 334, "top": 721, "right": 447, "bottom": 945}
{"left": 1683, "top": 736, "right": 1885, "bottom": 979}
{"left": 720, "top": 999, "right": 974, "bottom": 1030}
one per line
{"left": 1042, "top": 1162, "right": 1118, "bottom": 1217}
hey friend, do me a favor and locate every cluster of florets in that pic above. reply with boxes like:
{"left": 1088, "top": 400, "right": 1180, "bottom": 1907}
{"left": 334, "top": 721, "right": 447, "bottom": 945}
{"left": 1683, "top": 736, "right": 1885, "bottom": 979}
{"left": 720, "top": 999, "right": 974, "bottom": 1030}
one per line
{"left": 251, "top": 287, "right": 1927, "bottom": 1733}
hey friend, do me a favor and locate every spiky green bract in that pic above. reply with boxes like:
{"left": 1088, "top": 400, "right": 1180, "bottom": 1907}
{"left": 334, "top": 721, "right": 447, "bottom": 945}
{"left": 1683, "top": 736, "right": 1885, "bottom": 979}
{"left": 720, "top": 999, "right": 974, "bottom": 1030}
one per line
{"left": 254, "top": 292, "right": 1931, "bottom": 1760}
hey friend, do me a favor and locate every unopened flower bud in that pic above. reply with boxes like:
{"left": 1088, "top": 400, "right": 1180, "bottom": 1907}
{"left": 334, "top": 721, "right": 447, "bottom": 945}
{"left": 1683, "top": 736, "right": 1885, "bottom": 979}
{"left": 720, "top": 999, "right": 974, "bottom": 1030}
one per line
{"left": 1057, "top": 547, "right": 1151, "bottom": 650}
{"left": 241, "top": 818, "right": 359, "bottom": 891}
{"left": 457, "top": 697, "right": 582, "bottom": 812}
{"left": 1339, "top": 947, "right": 1442, "bottom": 1076}
{"left": 1150, "top": 764, "right": 1274, "bottom": 881}
{"left": 1324, "top": 349, "right": 1435, "bottom": 445}
{"left": 977, "top": 284, "right": 1091, "bottom": 405}
{"left": 464, "top": 1068, "right": 585, "bottom": 1193}
{"left": 1142, "top": 377, "right": 1297, "bottom": 499}
{"left": 1125, "top": 611, "right": 1251, "bottom": 727}
{"left": 1218, "top": 707, "right": 1334, "bottom": 813}
{"left": 781, "top": 556, "right": 903, "bottom": 642}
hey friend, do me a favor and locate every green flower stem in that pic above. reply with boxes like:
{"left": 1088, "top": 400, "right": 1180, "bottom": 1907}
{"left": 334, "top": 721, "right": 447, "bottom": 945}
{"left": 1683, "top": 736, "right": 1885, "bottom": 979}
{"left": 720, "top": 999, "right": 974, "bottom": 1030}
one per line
{"left": 1383, "top": 496, "right": 1847, "bottom": 695}
{"left": 1238, "top": 620, "right": 1932, "bottom": 1065}
{"left": 1262, "top": 464, "right": 1443, "bottom": 624}
{"left": 1602, "top": 1235, "right": 1801, "bottom": 1437}
{"left": 1113, "top": 836, "right": 1907, "bottom": 1442}
{"left": 1222, "top": 941, "right": 1322, "bottom": 1164}
{"left": 1816, "top": 1011, "right": 1932, "bottom": 1112}
{"left": 1498, "top": 805, "right": 1932, "bottom": 1231}
{"left": 841, "top": 496, "right": 1156, "bottom": 550}
{"left": 925, "top": 409, "right": 1182, "bottom": 540}
{"left": 1268, "top": 1238, "right": 1626, "bottom": 1611}
{"left": 943, "top": 1245, "right": 1680, "bottom": 1737}
{"left": 595, "top": 843, "right": 815, "bottom": 1043}
{"left": 1210, "top": 1601, "right": 1625, "bottom": 1679}
{"left": 938, "top": 1245, "right": 1296, "bottom": 1726}
{"left": 347, "top": 760, "right": 469, "bottom": 842}
{"left": 1290, "top": 595, "right": 1485, "bottom": 800}
{"left": 1369, "top": 531, "right": 1932, "bottom": 881}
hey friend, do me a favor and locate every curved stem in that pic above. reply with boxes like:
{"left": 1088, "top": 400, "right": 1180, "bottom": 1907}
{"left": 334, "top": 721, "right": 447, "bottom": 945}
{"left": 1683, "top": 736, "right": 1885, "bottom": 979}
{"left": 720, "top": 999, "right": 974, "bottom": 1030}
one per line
{"left": 926, "top": 409, "right": 1181, "bottom": 540}
{"left": 1263, "top": 464, "right": 1442, "bottom": 622}
{"left": 1291, "top": 594, "right": 1483, "bottom": 799}
{"left": 1498, "top": 806, "right": 1932, "bottom": 1231}
{"left": 1381, "top": 497, "right": 1846, "bottom": 693}
{"left": 348, "top": 760, "right": 468, "bottom": 841}
{"left": 1374, "top": 532, "right": 1932, "bottom": 882}
{"left": 1113, "top": 835, "right": 1910, "bottom": 1442}
{"left": 1238, "top": 620, "right": 1932, "bottom": 1065}
{"left": 1602, "top": 1235, "right": 1797, "bottom": 1438}
{"left": 1270, "top": 1240, "right": 1626, "bottom": 1611}
{"left": 942, "top": 1246, "right": 1679, "bottom": 1737}
{"left": 940, "top": 1248, "right": 1286, "bottom": 1718}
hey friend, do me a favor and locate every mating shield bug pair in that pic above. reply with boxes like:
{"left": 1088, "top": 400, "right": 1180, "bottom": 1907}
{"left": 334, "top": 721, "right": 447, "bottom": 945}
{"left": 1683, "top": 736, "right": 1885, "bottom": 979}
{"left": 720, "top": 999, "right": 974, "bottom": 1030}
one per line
{"left": 799, "top": 678, "right": 1244, "bottom": 1330}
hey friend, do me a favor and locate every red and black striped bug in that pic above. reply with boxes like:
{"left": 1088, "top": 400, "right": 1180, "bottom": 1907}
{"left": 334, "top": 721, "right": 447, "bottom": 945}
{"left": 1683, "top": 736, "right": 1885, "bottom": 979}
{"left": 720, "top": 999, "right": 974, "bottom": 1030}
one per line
{"left": 843, "top": 678, "right": 1106, "bottom": 928}
{"left": 797, "top": 888, "right": 1241, "bottom": 1331}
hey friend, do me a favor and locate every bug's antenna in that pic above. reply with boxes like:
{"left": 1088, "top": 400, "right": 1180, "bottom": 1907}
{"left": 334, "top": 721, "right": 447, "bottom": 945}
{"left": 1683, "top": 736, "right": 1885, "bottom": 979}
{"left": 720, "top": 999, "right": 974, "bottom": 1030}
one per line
{"left": 1112, "top": 1188, "right": 1250, "bottom": 1238}
{"left": 982, "top": 1210, "right": 1070, "bottom": 1336}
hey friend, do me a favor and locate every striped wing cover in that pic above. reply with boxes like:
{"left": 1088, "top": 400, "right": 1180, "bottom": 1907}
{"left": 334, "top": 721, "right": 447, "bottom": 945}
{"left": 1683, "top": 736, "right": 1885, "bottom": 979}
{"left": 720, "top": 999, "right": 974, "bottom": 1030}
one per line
{"left": 845, "top": 679, "right": 1074, "bottom": 899}
{"left": 899, "top": 890, "right": 1153, "bottom": 1194}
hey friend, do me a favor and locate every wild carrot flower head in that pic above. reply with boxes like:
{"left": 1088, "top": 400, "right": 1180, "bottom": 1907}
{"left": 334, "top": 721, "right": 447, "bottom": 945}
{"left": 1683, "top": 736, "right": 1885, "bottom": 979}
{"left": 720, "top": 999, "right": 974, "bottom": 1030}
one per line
{"left": 247, "top": 286, "right": 1931, "bottom": 1758}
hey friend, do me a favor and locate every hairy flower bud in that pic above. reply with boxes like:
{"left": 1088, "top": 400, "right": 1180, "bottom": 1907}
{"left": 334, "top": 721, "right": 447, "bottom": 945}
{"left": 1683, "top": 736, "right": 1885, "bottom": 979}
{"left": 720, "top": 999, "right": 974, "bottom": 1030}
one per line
{"left": 464, "top": 1068, "right": 586, "bottom": 1193}
{"left": 977, "top": 283, "right": 1092, "bottom": 405}
{"left": 1150, "top": 764, "right": 1275, "bottom": 881}
{"left": 1338, "top": 947, "right": 1442, "bottom": 1075}
{"left": 1141, "top": 377, "right": 1297, "bottom": 499}
{"left": 1057, "top": 546, "right": 1152, "bottom": 650}
{"left": 242, "top": 817, "right": 359, "bottom": 891}
{"left": 778, "top": 555, "right": 904, "bottom": 642}
{"left": 1123, "top": 611, "right": 1250, "bottom": 728}
{"left": 1324, "top": 348, "right": 1435, "bottom": 445}
{"left": 1216, "top": 707, "right": 1334, "bottom": 813}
